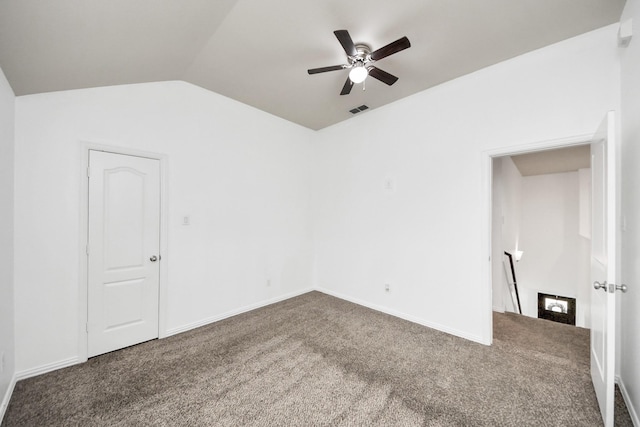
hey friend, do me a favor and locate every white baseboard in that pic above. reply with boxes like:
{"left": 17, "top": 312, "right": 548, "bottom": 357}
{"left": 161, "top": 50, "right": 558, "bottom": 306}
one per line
{"left": 0, "top": 373, "right": 17, "bottom": 425}
{"left": 165, "top": 287, "right": 315, "bottom": 337}
{"left": 315, "top": 287, "right": 486, "bottom": 345}
{"left": 2, "top": 357, "right": 80, "bottom": 423}
{"left": 15, "top": 356, "right": 79, "bottom": 381}
{"left": 10, "top": 289, "right": 314, "bottom": 388}
{"left": 617, "top": 376, "right": 640, "bottom": 426}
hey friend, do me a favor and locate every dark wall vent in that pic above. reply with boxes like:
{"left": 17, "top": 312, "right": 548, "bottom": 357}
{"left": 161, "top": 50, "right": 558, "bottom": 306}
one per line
{"left": 349, "top": 105, "right": 370, "bottom": 114}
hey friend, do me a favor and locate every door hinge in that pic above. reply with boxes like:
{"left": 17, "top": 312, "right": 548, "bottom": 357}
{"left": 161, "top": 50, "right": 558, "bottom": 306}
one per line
{"left": 87, "top": 167, "right": 90, "bottom": 178}
{"left": 85, "top": 323, "right": 89, "bottom": 333}
{"left": 86, "top": 245, "right": 90, "bottom": 256}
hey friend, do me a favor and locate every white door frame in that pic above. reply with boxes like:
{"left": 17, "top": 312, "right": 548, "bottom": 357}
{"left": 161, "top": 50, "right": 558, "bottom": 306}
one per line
{"left": 481, "top": 132, "right": 593, "bottom": 344}
{"left": 78, "top": 141, "right": 169, "bottom": 363}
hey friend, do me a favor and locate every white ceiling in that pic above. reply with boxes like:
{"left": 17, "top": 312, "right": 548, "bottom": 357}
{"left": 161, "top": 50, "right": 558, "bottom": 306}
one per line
{"left": 0, "top": 0, "right": 625, "bottom": 130}
{"left": 511, "top": 145, "right": 591, "bottom": 176}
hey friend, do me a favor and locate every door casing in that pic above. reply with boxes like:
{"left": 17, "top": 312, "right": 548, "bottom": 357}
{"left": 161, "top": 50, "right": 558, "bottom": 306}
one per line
{"left": 78, "top": 141, "right": 169, "bottom": 363}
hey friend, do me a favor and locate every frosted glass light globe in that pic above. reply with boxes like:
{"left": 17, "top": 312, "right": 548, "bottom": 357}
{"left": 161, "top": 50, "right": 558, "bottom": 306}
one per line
{"left": 349, "top": 66, "right": 368, "bottom": 83}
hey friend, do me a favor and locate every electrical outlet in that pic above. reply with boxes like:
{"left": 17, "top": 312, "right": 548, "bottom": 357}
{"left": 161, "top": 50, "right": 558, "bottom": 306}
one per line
{"left": 385, "top": 283, "right": 390, "bottom": 292}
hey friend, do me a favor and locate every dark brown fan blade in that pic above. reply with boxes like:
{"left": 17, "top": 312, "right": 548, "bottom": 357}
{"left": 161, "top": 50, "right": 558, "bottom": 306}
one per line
{"left": 368, "top": 67, "right": 399, "bottom": 86}
{"left": 308, "top": 65, "right": 345, "bottom": 74}
{"left": 370, "top": 36, "right": 411, "bottom": 61}
{"left": 340, "top": 77, "right": 354, "bottom": 95}
{"left": 334, "top": 30, "right": 357, "bottom": 57}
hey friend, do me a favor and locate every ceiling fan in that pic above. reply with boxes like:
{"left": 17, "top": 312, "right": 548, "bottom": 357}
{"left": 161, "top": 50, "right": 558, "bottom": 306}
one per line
{"left": 308, "top": 30, "right": 411, "bottom": 95}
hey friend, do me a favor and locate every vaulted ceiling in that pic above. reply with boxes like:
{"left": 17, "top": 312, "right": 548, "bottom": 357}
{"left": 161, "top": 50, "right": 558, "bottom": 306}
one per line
{"left": 0, "top": 0, "right": 626, "bottom": 130}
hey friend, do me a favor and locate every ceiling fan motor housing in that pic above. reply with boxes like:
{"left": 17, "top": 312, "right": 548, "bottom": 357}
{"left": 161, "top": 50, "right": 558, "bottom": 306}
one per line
{"left": 349, "top": 44, "right": 372, "bottom": 67}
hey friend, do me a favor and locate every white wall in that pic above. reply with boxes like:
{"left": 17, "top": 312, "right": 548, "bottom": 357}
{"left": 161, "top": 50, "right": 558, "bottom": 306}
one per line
{"left": 14, "top": 81, "right": 315, "bottom": 373}
{"left": 500, "top": 157, "right": 524, "bottom": 258}
{"left": 312, "top": 24, "right": 620, "bottom": 344}
{"left": 0, "top": 67, "right": 15, "bottom": 419}
{"left": 619, "top": 0, "right": 640, "bottom": 422}
{"left": 517, "top": 172, "right": 591, "bottom": 327}
{"left": 497, "top": 156, "right": 524, "bottom": 313}
{"left": 491, "top": 158, "right": 504, "bottom": 311}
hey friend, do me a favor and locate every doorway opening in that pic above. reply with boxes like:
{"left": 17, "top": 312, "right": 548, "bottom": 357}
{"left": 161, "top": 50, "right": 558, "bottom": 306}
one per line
{"left": 492, "top": 144, "right": 592, "bottom": 328}
{"left": 483, "top": 114, "right": 632, "bottom": 425}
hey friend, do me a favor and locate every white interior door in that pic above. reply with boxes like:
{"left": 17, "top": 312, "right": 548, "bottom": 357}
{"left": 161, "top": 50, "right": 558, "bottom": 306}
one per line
{"left": 590, "top": 111, "right": 617, "bottom": 427}
{"left": 88, "top": 150, "right": 161, "bottom": 357}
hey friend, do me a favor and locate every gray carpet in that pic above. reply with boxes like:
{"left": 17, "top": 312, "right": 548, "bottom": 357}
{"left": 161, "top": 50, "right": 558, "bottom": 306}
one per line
{"left": 2, "top": 291, "right": 633, "bottom": 426}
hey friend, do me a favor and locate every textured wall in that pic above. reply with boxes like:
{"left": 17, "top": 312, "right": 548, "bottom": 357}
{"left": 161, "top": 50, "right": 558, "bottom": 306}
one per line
{"left": 0, "top": 66, "right": 15, "bottom": 418}
{"left": 312, "top": 25, "right": 620, "bottom": 344}
{"left": 14, "top": 81, "right": 315, "bottom": 373}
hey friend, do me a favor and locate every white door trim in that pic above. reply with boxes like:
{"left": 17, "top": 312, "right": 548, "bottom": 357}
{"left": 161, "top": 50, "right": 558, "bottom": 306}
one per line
{"left": 480, "top": 132, "right": 593, "bottom": 345}
{"left": 78, "top": 141, "right": 169, "bottom": 363}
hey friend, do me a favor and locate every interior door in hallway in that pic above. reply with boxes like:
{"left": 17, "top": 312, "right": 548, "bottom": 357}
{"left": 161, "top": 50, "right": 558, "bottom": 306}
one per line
{"left": 87, "top": 150, "right": 160, "bottom": 357}
{"left": 590, "top": 111, "right": 618, "bottom": 427}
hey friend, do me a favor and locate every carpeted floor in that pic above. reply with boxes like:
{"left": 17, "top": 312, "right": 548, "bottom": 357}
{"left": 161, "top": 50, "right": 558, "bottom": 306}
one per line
{"left": 2, "top": 291, "right": 633, "bottom": 426}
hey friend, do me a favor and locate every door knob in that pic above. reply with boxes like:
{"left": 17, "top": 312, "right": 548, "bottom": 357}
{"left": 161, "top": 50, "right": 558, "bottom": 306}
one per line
{"left": 150, "top": 255, "right": 158, "bottom": 262}
{"left": 593, "top": 281, "right": 607, "bottom": 291}
{"left": 616, "top": 284, "right": 628, "bottom": 293}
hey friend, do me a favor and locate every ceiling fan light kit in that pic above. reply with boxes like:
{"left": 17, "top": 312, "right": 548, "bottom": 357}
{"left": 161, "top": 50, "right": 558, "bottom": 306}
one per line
{"left": 308, "top": 30, "right": 411, "bottom": 95}
{"left": 348, "top": 64, "right": 368, "bottom": 84}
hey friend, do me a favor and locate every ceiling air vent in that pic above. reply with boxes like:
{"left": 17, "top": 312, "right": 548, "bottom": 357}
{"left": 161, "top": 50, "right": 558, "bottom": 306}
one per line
{"left": 349, "top": 105, "right": 369, "bottom": 114}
